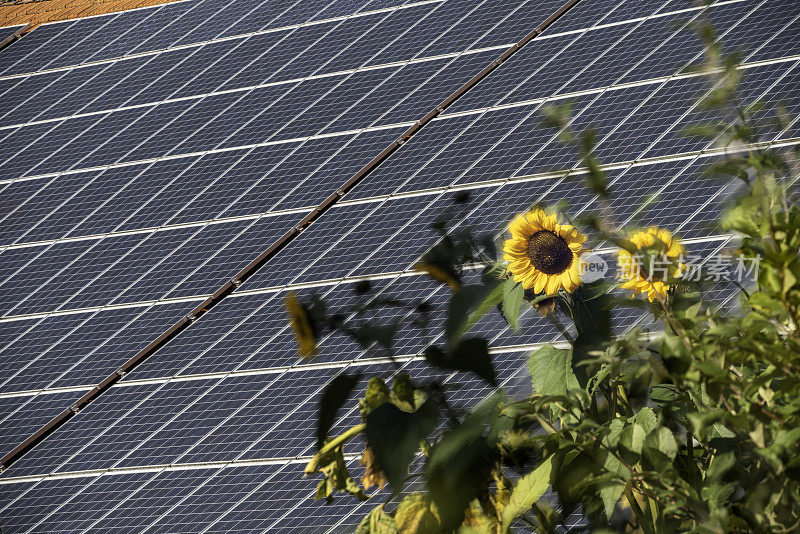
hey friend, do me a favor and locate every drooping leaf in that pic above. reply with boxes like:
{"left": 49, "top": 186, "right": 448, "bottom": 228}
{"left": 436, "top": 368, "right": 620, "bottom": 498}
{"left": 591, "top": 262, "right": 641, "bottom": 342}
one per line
{"left": 365, "top": 401, "right": 439, "bottom": 490}
{"left": 395, "top": 493, "right": 442, "bottom": 534}
{"left": 356, "top": 504, "right": 398, "bottom": 534}
{"left": 317, "top": 373, "right": 361, "bottom": 450}
{"left": 501, "top": 454, "right": 555, "bottom": 532}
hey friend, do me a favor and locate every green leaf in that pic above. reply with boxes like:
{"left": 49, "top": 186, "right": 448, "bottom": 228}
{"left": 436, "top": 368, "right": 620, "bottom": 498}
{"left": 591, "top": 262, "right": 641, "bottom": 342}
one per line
{"left": 356, "top": 504, "right": 398, "bottom": 534}
{"left": 365, "top": 401, "right": 439, "bottom": 490}
{"left": 446, "top": 285, "right": 487, "bottom": 347}
{"left": 644, "top": 427, "right": 679, "bottom": 464}
{"left": 501, "top": 454, "right": 555, "bottom": 532}
{"left": 424, "top": 338, "right": 497, "bottom": 386}
{"left": 619, "top": 423, "right": 647, "bottom": 455}
{"left": 527, "top": 345, "right": 580, "bottom": 397}
{"left": 462, "top": 278, "right": 506, "bottom": 335}
{"left": 316, "top": 373, "right": 361, "bottom": 450}
{"left": 501, "top": 281, "right": 524, "bottom": 331}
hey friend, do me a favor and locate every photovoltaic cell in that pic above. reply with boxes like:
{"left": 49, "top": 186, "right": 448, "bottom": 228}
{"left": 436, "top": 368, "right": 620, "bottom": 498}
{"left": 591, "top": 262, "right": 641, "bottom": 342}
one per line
{"left": 0, "top": 301, "right": 198, "bottom": 394}
{"left": 0, "top": 0, "right": 797, "bottom": 531}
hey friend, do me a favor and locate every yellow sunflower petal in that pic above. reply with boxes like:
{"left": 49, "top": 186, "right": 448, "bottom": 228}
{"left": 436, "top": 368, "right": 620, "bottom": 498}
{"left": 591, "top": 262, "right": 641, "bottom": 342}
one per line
{"left": 544, "top": 276, "right": 561, "bottom": 296}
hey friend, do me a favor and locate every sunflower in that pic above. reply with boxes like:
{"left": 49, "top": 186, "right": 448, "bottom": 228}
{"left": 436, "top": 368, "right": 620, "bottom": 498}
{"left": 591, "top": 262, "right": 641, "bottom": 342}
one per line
{"left": 285, "top": 291, "right": 318, "bottom": 358}
{"left": 618, "top": 227, "right": 685, "bottom": 302}
{"left": 503, "top": 208, "right": 587, "bottom": 296}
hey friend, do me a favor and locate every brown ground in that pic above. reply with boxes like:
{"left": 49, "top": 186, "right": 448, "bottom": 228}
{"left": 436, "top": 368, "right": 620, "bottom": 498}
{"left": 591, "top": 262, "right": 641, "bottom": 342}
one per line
{"left": 0, "top": 0, "right": 185, "bottom": 30}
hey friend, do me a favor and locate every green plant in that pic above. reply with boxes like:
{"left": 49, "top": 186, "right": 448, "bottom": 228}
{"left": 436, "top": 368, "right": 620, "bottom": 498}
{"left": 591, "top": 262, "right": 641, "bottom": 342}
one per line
{"left": 292, "top": 22, "right": 800, "bottom": 533}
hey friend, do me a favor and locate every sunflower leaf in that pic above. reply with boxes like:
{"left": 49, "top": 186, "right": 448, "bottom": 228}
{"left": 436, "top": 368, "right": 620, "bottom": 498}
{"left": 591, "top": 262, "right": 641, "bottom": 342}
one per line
{"left": 501, "top": 454, "right": 555, "bottom": 532}
{"left": 365, "top": 401, "right": 439, "bottom": 491}
{"left": 502, "top": 281, "right": 524, "bottom": 332}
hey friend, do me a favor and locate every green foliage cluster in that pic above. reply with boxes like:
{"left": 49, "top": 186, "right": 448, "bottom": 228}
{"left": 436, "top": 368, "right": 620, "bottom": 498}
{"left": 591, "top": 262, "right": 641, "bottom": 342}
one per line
{"left": 293, "top": 22, "right": 800, "bottom": 533}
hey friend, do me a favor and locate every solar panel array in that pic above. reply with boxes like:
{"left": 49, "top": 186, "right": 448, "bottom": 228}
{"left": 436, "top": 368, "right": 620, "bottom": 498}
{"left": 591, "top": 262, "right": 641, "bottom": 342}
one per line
{"left": 0, "top": 0, "right": 797, "bottom": 531}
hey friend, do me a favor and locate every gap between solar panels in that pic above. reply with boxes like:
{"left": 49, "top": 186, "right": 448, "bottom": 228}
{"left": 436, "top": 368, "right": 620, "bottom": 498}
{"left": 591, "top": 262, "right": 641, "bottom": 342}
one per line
{"left": 0, "top": 0, "right": 583, "bottom": 472}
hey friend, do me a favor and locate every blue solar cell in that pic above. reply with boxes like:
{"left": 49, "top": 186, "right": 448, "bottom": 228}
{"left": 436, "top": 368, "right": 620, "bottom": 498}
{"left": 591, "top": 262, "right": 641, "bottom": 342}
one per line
{"left": 321, "top": 61, "right": 449, "bottom": 133}
{"left": 565, "top": 14, "right": 701, "bottom": 94}
{"left": 120, "top": 2, "right": 201, "bottom": 56}
{"left": 0, "top": 477, "right": 90, "bottom": 531}
{"left": 413, "top": 0, "right": 522, "bottom": 57}
{"left": 0, "top": 71, "right": 67, "bottom": 128}
{"left": 218, "top": 0, "right": 304, "bottom": 37}
{"left": 79, "top": 102, "right": 194, "bottom": 169}
{"left": 0, "top": 20, "right": 76, "bottom": 76}
{"left": 310, "top": 0, "right": 378, "bottom": 22}
{"left": 721, "top": 0, "right": 800, "bottom": 63}
{"left": 149, "top": 0, "right": 237, "bottom": 48}
{"left": 320, "top": 3, "right": 438, "bottom": 74}
{"left": 172, "top": 30, "right": 292, "bottom": 99}
{"left": 42, "top": 471, "right": 160, "bottom": 532}
{"left": 446, "top": 32, "right": 573, "bottom": 113}
{"left": 365, "top": 0, "right": 472, "bottom": 65}
{"left": 42, "top": 12, "right": 151, "bottom": 70}
{"left": 167, "top": 144, "right": 300, "bottom": 224}
{"left": 40, "top": 60, "right": 143, "bottom": 120}
{"left": 84, "top": 48, "right": 195, "bottom": 113}
{"left": 0, "top": 123, "right": 55, "bottom": 174}
{"left": 162, "top": 213, "right": 300, "bottom": 299}
{"left": 272, "top": 11, "right": 389, "bottom": 81}
{"left": 114, "top": 153, "right": 245, "bottom": 232}
{"left": 126, "top": 40, "right": 236, "bottom": 107}
{"left": 0, "top": 315, "right": 84, "bottom": 391}
{"left": 139, "top": 465, "right": 279, "bottom": 534}
{"left": 6, "top": 233, "right": 147, "bottom": 317}
{"left": 470, "top": 0, "right": 568, "bottom": 50}
{"left": 215, "top": 137, "right": 356, "bottom": 218}
{"left": 546, "top": 0, "right": 627, "bottom": 34}
{"left": 216, "top": 25, "right": 328, "bottom": 92}
{"left": 602, "top": 0, "right": 677, "bottom": 25}
{"left": 749, "top": 13, "right": 800, "bottom": 62}
{"left": 0, "top": 173, "right": 93, "bottom": 245}
{"left": 277, "top": 128, "right": 403, "bottom": 210}
{"left": 345, "top": 113, "right": 477, "bottom": 200}
{"left": 378, "top": 49, "right": 499, "bottom": 125}
{"left": 125, "top": 293, "right": 269, "bottom": 380}
{"left": 15, "top": 114, "right": 110, "bottom": 177}
{"left": 172, "top": 0, "right": 251, "bottom": 46}
{"left": 0, "top": 391, "right": 84, "bottom": 458}
{"left": 22, "top": 16, "right": 117, "bottom": 72}
{"left": 218, "top": 77, "right": 342, "bottom": 149}
{"left": 274, "top": 68, "right": 403, "bottom": 140}
{"left": 123, "top": 92, "right": 245, "bottom": 161}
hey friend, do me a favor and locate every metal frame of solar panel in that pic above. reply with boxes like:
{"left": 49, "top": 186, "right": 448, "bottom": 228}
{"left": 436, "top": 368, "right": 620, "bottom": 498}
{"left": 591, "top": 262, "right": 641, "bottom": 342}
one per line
{"left": 0, "top": 0, "right": 798, "bottom": 531}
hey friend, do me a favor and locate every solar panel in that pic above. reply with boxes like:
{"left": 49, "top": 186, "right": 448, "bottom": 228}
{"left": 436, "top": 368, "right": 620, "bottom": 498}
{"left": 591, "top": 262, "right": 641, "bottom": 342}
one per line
{"left": 0, "top": 0, "right": 797, "bottom": 530}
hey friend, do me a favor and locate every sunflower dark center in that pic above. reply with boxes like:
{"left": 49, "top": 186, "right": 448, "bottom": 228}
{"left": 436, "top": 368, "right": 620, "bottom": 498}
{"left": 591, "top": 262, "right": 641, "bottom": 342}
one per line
{"left": 526, "top": 230, "right": 573, "bottom": 275}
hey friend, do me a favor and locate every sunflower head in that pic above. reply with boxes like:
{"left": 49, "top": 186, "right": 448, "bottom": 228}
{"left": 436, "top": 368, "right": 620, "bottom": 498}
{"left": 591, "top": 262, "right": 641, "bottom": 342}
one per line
{"left": 503, "top": 208, "right": 587, "bottom": 296}
{"left": 618, "top": 227, "right": 686, "bottom": 302}
{"left": 286, "top": 291, "right": 318, "bottom": 358}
